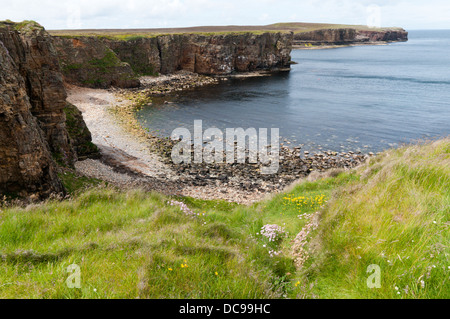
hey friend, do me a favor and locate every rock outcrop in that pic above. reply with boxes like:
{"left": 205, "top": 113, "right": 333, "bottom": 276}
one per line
{"left": 0, "top": 20, "right": 408, "bottom": 199}
{"left": 356, "top": 29, "right": 409, "bottom": 42}
{"left": 0, "top": 21, "right": 76, "bottom": 166}
{"left": 64, "top": 102, "right": 99, "bottom": 160}
{"left": 293, "top": 28, "right": 408, "bottom": 46}
{"left": 53, "top": 32, "right": 293, "bottom": 88}
{"left": 52, "top": 27, "right": 408, "bottom": 89}
{"left": 0, "top": 21, "right": 97, "bottom": 198}
{"left": 0, "top": 33, "right": 64, "bottom": 198}
{"left": 52, "top": 37, "right": 140, "bottom": 89}
{"left": 107, "top": 32, "right": 293, "bottom": 75}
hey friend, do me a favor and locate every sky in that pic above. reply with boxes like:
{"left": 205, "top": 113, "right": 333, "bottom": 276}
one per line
{"left": 0, "top": 0, "right": 449, "bottom": 31}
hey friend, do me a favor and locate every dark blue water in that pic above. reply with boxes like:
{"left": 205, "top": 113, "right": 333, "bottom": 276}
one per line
{"left": 137, "top": 30, "right": 450, "bottom": 153}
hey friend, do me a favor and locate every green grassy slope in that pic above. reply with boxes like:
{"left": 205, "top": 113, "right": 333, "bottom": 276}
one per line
{"left": 0, "top": 138, "right": 448, "bottom": 299}
{"left": 302, "top": 138, "right": 449, "bottom": 298}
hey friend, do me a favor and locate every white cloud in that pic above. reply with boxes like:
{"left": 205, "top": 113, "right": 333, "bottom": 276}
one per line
{"left": 0, "top": 0, "right": 448, "bottom": 30}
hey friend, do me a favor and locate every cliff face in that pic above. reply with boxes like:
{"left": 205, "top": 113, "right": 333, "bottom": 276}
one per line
{"left": 0, "top": 34, "right": 64, "bottom": 198}
{"left": 52, "top": 37, "right": 140, "bottom": 89}
{"left": 53, "top": 32, "right": 293, "bottom": 88}
{"left": 0, "top": 21, "right": 97, "bottom": 198}
{"left": 103, "top": 36, "right": 161, "bottom": 76}
{"left": 52, "top": 27, "right": 408, "bottom": 89}
{"left": 108, "top": 32, "right": 293, "bottom": 75}
{"left": 356, "top": 29, "right": 409, "bottom": 42}
{"left": 293, "top": 28, "right": 408, "bottom": 46}
{"left": 0, "top": 22, "right": 76, "bottom": 166}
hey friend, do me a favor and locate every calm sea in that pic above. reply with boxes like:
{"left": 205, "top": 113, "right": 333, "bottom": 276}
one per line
{"left": 137, "top": 30, "right": 450, "bottom": 153}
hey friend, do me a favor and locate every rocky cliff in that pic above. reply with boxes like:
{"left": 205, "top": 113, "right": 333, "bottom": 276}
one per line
{"left": 0, "top": 21, "right": 77, "bottom": 167}
{"left": 0, "top": 26, "right": 64, "bottom": 198}
{"left": 293, "top": 28, "right": 408, "bottom": 46}
{"left": 53, "top": 32, "right": 293, "bottom": 88}
{"left": 52, "top": 36, "right": 140, "bottom": 89}
{"left": 0, "top": 21, "right": 96, "bottom": 198}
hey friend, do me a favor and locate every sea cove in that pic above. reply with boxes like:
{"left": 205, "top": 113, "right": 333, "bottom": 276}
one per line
{"left": 137, "top": 30, "right": 450, "bottom": 154}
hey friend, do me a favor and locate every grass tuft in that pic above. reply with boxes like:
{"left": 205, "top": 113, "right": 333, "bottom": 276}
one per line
{"left": 0, "top": 138, "right": 448, "bottom": 298}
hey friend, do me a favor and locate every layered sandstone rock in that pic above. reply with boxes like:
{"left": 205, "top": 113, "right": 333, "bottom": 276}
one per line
{"left": 52, "top": 36, "right": 140, "bottom": 89}
{"left": 0, "top": 38, "right": 64, "bottom": 198}
{"left": 0, "top": 21, "right": 97, "bottom": 198}
{"left": 53, "top": 32, "right": 293, "bottom": 88}
{"left": 293, "top": 28, "right": 408, "bottom": 46}
{"left": 152, "top": 32, "right": 293, "bottom": 75}
{"left": 104, "top": 37, "right": 161, "bottom": 76}
{"left": 0, "top": 21, "right": 76, "bottom": 166}
{"left": 356, "top": 29, "right": 409, "bottom": 42}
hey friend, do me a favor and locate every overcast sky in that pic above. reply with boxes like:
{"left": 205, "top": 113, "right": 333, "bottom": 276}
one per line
{"left": 1, "top": 0, "right": 449, "bottom": 30}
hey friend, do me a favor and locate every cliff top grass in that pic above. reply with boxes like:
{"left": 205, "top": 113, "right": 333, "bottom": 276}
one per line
{"left": 49, "top": 30, "right": 287, "bottom": 41}
{"left": 0, "top": 20, "right": 45, "bottom": 33}
{"left": 47, "top": 22, "right": 403, "bottom": 41}
{"left": 0, "top": 138, "right": 448, "bottom": 299}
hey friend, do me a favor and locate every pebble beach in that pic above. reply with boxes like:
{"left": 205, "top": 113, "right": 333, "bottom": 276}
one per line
{"left": 67, "top": 71, "right": 371, "bottom": 205}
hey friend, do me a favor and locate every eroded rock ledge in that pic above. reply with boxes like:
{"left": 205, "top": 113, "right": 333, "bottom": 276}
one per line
{"left": 0, "top": 21, "right": 97, "bottom": 199}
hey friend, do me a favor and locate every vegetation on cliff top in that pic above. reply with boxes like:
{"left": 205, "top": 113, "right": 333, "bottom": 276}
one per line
{"left": 0, "top": 20, "right": 45, "bottom": 33}
{"left": 47, "top": 22, "right": 403, "bottom": 40}
{"left": 0, "top": 138, "right": 448, "bottom": 299}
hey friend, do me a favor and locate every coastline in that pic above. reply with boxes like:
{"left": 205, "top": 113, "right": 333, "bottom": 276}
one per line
{"left": 67, "top": 71, "right": 372, "bottom": 205}
{"left": 293, "top": 40, "right": 403, "bottom": 50}
{"left": 66, "top": 75, "right": 274, "bottom": 204}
